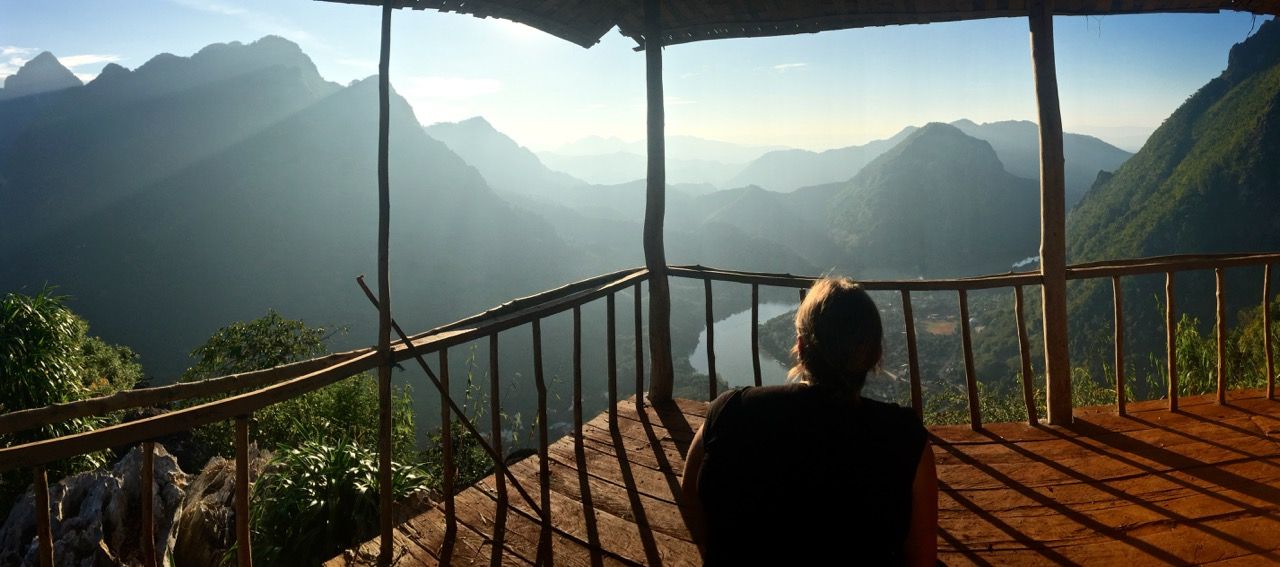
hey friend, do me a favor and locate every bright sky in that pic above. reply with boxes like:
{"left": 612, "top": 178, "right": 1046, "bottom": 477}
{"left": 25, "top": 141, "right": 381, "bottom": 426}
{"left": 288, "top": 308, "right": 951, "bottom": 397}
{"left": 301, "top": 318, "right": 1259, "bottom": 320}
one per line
{"left": 0, "top": 1, "right": 1271, "bottom": 152}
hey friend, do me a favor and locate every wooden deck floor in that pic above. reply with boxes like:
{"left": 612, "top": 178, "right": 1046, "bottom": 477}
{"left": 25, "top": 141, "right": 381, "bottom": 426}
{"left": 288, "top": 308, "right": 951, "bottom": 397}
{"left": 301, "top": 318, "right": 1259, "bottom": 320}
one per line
{"left": 329, "top": 390, "right": 1280, "bottom": 566}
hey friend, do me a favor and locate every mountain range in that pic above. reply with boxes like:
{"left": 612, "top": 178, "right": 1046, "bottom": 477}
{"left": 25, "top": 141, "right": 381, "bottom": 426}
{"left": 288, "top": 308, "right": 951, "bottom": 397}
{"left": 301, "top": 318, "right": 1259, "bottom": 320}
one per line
{"left": 0, "top": 52, "right": 82, "bottom": 101}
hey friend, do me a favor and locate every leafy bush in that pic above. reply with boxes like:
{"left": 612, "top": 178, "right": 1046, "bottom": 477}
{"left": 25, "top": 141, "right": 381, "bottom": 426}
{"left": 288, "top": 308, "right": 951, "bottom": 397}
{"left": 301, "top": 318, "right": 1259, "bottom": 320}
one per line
{"left": 0, "top": 289, "right": 142, "bottom": 510}
{"left": 181, "top": 311, "right": 416, "bottom": 468}
{"left": 247, "top": 437, "right": 429, "bottom": 566}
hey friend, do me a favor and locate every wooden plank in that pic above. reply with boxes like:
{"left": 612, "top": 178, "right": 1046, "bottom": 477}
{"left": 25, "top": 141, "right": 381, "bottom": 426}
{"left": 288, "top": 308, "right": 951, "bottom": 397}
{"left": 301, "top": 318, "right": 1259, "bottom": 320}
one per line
{"left": 545, "top": 439, "right": 683, "bottom": 505}
{"left": 902, "top": 290, "right": 924, "bottom": 420}
{"left": 478, "top": 469, "right": 699, "bottom": 566}
{"left": 958, "top": 290, "right": 981, "bottom": 430}
{"left": 666, "top": 265, "right": 1043, "bottom": 291}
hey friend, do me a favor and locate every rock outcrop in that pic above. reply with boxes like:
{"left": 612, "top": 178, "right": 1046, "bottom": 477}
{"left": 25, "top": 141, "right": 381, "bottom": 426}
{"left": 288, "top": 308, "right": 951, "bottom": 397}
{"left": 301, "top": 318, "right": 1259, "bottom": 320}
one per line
{"left": 0, "top": 444, "right": 186, "bottom": 566}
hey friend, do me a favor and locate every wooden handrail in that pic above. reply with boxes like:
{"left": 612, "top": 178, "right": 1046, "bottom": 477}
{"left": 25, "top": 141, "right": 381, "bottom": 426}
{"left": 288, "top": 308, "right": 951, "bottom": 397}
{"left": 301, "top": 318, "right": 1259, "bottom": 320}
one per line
{"left": 1066, "top": 252, "right": 1280, "bottom": 279}
{"left": 668, "top": 265, "right": 1043, "bottom": 291}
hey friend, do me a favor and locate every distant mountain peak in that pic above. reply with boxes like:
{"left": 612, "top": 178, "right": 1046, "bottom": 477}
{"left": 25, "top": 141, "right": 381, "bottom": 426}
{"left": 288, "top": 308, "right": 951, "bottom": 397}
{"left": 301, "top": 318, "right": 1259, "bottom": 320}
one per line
{"left": 887, "top": 122, "right": 1005, "bottom": 173}
{"left": 0, "top": 51, "right": 82, "bottom": 99}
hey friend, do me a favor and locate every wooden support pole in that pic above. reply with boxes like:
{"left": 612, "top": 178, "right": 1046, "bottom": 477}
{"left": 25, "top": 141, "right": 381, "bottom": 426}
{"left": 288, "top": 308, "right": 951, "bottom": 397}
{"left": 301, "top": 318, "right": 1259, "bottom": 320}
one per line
{"left": 439, "top": 349, "right": 455, "bottom": 538}
{"left": 1029, "top": 0, "right": 1072, "bottom": 426}
{"left": 34, "top": 467, "right": 53, "bottom": 567}
{"left": 901, "top": 290, "right": 923, "bottom": 420}
{"left": 705, "top": 279, "right": 718, "bottom": 401}
{"left": 141, "top": 441, "right": 156, "bottom": 567}
{"left": 958, "top": 290, "right": 981, "bottom": 430}
{"left": 1111, "top": 276, "right": 1126, "bottom": 416}
{"left": 531, "top": 320, "right": 552, "bottom": 562}
{"left": 643, "top": 0, "right": 675, "bottom": 403}
{"left": 1014, "top": 286, "right": 1039, "bottom": 424}
{"left": 375, "top": 2, "right": 394, "bottom": 564}
{"left": 1216, "top": 268, "right": 1227, "bottom": 404}
{"left": 235, "top": 416, "right": 252, "bottom": 567}
{"left": 1167, "top": 272, "right": 1178, "bottom": 411}
{"left": 608, "top": 293, "right": 618, "bottom": 422}
{"left": 635, "top": 281, "right": 645, "bottom": 407}
{"left": 1266, "top": 265, "right": 1274, "bottom": 400}
{"left": 751, "top": 283, "right": 762, "bottom": 387}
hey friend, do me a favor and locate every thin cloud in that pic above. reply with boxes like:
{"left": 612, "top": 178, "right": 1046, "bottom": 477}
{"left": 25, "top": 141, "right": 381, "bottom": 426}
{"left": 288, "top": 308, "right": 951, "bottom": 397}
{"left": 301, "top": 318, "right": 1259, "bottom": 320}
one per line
{"left": 1, "top": 46, "right": 39, "bottom": 57}
{"left": 59, "top": 54, "right": 122, "bottom": 68}
{"left": 168, "top": 0, "right": 314, "bottom": 44}
{"left": 401, "top": 76, "right": 503, "bottom": 99}
{"left": 773, "top": 62, "right": 808, "bottom": 72}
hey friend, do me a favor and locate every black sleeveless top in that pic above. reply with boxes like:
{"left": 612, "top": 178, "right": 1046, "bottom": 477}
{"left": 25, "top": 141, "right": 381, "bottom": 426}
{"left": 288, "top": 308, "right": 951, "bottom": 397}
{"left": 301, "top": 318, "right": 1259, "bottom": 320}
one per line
{"left": 697, "top": 384, "right": 928, "bottom": 566}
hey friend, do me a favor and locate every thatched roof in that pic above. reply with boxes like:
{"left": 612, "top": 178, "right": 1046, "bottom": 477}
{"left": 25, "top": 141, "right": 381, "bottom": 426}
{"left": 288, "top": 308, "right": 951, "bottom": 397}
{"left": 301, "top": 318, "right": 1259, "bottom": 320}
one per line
{"left": 318, "top": 0, "right": 1280, "bottom": 49}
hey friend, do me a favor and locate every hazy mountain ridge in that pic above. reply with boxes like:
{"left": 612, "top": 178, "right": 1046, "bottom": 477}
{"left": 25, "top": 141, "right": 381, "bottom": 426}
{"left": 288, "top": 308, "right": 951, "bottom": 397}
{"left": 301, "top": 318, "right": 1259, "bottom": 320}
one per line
{"left": 0, "top": 37, "right": 583, "bottom": 378}
{"left": 425, "top": 117, "right": 589, "bottom": 198}
{"left": 726, "top": 127, "right": 918, "bottom": 192}
{"left": 0, "top": 52, "right": 82, "bottom": 101}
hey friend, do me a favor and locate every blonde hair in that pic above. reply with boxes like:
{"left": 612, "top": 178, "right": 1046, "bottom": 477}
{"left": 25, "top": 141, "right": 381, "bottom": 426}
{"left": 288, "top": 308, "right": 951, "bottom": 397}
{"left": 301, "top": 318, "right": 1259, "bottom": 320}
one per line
{"left": 788, "top": 277, "right": 883, "bottom": 394}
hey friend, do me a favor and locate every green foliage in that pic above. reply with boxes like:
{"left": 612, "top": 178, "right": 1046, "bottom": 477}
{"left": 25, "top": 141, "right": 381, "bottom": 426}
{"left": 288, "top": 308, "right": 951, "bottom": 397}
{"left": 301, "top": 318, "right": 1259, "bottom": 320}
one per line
{"left": 420, "top": 352, "right": 496, "bottom": 495}
{"left": 182, "top": 311, "right": 415, "bottom": 467}
{"left": 0, "top": 289, "right": 142, "bottom": 512}
{"left": 181, "top": 309, "right": 331, "bottom": 382}
{"left": 246, "top": 437, "right": 430, "bottom": 566}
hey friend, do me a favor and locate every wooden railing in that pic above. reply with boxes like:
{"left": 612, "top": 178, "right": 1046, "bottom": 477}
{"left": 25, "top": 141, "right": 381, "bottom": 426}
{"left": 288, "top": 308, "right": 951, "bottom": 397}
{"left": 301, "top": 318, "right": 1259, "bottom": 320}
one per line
{"left": 1, "top": 253, "right": 1277, "bottom": 565}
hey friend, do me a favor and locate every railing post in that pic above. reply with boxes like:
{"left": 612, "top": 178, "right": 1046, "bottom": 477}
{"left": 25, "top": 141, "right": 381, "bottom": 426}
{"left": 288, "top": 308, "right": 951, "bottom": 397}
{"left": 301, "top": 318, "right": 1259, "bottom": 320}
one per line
{"left": 705, "top": 278, "right": 718, "bottom": 401}
{"left": 1167, "top": 272, "right": 1178, "bottom": 410}
{"left": 1014, "top": 286, "right": 1039, "bottom": 424}
{"left": 751, "top": 283, "right": 762, "bottom": 387}
{"left": 141, "top": 441, "right": 156, "bottom": 567}
{"left": 531, "top": 320, "right": 553, "bottom": 563}
{"left": 1111, "top": 277, "right": 1126, "bottom": 416}
{"left": 634, "top": 281, "right": 645, "bottom": 407}
{"left": 439, "top": 349, "right": 456, "bottom": 539}
{"left": 34, "top": 466, "right": 53, "bottom": 567}
{"left": 643, "top": 0, "right": 675, "bottom": 403}
{"left": 901, "top": 290, "right": 923, "bottom": 420}
{"left": 1265, "top": 265, "right": 1274, "bottom": 400}
{"left": 958, "top": 290, "right": 981, "bottom": 430}
{"left": 1029, "top": 0, "right": 1072, "bottom": 425}
{"left": 235, "top": 415, "right": 252, "bottom": 567}
{"left": 608, "top": 293, "right": 618, "bottom": 421}
{"left": 1216, "top": 268, "right": 1227, "bottom": 404}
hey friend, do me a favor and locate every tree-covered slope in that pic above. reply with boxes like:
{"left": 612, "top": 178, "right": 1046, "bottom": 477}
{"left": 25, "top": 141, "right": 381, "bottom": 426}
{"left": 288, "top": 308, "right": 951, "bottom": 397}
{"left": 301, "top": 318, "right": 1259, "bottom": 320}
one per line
{"left": 828, "top": 123, "right": 1040, "bottom": 278}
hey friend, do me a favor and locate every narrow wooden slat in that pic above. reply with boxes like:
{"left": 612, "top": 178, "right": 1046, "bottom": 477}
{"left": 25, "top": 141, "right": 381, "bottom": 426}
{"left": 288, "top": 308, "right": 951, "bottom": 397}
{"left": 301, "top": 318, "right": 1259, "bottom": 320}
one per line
{"left": 704, "top": 278, "right": 717, "bottom": 401}
{"left": 666, "top": 265, "right": 1043, "bottom": 291}
{"left": 531, "top": 319, "right": 552, "bottom": 563}
{"left": 635, "top": 281, "right": 645, "bottom": 407}
{"left": 1266, "top": 265, "right": 1274, "bottom": 400}
{"left": 901, "top": 290, "right": 923, "bottom": 419}
{"left": 1014, "top": 286, "right": 1038, "bottom": 424}
{"left": 490, "top": 333, "right": 507, "bottom": 509}
{"left": 573, "top": 306, "right": 583, "bottom": 434}
{"left": 751, "top": 283, "right": 762, "bottom": 387}
{"left": 958, "top": 289, "right": 981, "bottom": 430}
{"left": 608, "top": 293, "right": 618, "bottom": 422}
{"left": 141, "top": 441, "right": 156, "bottom": 567}
{"left": 1167, "top": 271, "right": 1178, "bottom": 411}
{"left": 235, "top": 415, "right": 252, "bottom": 567}
{"left": 1216, "top": 267, "right": 1227, "bottom": 404}
{"left": 439, "top": 349, "right": 456, "bottom": 539}
{"left": 1112, "top": 276, "right": 1126, "bottom": 416}
{"left": 34, "top": 466, "right": 53, "bottom": 567}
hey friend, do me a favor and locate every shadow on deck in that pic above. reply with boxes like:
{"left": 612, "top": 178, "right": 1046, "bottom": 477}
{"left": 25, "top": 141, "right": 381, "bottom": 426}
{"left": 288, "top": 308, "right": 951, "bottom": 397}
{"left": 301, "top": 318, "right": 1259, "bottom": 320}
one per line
{"left": 329, "top": 390, "right": 1280, "bottom": 566}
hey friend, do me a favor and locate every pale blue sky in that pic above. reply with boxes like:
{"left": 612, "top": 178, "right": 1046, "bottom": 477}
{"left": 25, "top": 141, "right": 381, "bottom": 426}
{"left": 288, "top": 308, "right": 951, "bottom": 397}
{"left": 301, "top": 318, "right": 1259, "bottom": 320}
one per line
{"left": 0, "top": 1, "right": 1271, "bottom": 151}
